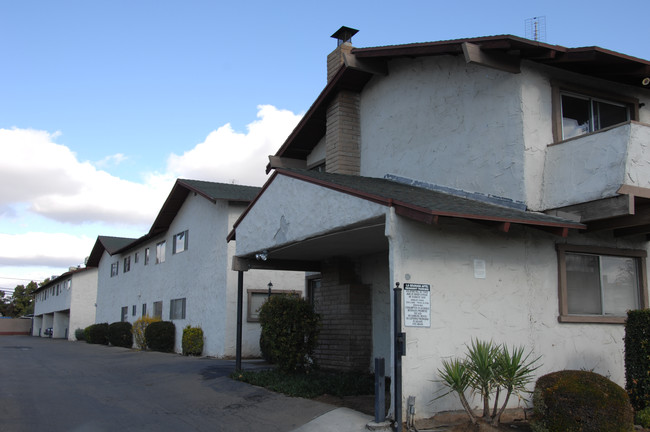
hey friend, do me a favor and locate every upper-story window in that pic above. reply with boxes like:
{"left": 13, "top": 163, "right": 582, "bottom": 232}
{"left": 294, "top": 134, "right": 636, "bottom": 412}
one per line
{"left": 124, "top": 256, "right": 131, "bottom": 273}
{"left": 144, "top": 248, "right": 150, "bottom": 265}
{"left": 134, "top": 252, "right": 139, "bottom": 264}
{"left": 561, "top": 92, "right": 629, "bottom": 139}
{"left": 552, "top": 81, "right": 639, "bottom": 142}
{"left": 173, "top": 230, "right": 188, "bottom": 254}
{"left": 557, "top": 244, "right": 648, "bottom": 324}
{"left": 156, "top": 241, "right": 166, "bottom": 264}
{"left": 111, "top": 262, "right": 119, "bottom": 277}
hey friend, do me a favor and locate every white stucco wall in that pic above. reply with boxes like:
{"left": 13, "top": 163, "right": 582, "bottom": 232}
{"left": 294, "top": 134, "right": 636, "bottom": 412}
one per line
{"left": 359, "top": 55, "right": 527, "bottom": 204}
{"left": 95, "top": 194, "right": 305, "bottom": 357}
{"left": 68, "top": 268, "right": 98, "bottom": 340}
{"left": 386, "top": 214, "right": 648, "bottom": 418}
{"left": 235, "top": 174, "right": 387, "bottom": 257}
{"left": 543, "top": 122, "right": 650, "bottom": 209}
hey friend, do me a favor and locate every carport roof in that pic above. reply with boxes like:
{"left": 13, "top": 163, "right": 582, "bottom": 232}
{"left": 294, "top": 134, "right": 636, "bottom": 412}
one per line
{"left": 230, "top": 169, "right": 584, "bottom": 242}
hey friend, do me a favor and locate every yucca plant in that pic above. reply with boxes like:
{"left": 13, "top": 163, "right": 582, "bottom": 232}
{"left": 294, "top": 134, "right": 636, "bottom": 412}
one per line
{"left": 490, "top": 344, "right": 541, "bottom": 425}
{"left": 466, "top": 339, "right": 500, "bottom": 418}
{"left": 437, "top": 357, "right": 476, "bottom": 424}
{"left": 436, "top": 339, "right": 542, "bottom": 426}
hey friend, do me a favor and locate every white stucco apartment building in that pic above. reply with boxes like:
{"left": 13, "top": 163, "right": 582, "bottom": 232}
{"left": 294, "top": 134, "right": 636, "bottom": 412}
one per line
{"left": 228, "top": 29, "right": 650, "bottom": 420}
{"left": 33, "top": 267, "right": 99, "bottom": 340}
{"left": 87, "top": 179, "right": 305, "bottom": 357}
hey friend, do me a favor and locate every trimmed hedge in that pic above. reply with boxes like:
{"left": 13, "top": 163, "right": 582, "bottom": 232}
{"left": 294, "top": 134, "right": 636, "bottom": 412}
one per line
{"left": 182, "top": 325, "right": 204, "bottom": 356}
{"left": 74, "top": 328, "right": 85, "bottom": 341}
{"left": 532, "top": 370, "right": 634, "bottom": 432}
{"left": 84, "top": 323, "right": 109, "bottom": 345}
{"left": 145, "top": 321, "right": 175, "bottom": 352}
{"left": 258, "top": 294, "right": 320, "bottom": 372}
{"left": 108, "top": 321, "right": 133, "bottom": 348}
{"left": 625, "top": 309, "right": 650, "bottom": 411}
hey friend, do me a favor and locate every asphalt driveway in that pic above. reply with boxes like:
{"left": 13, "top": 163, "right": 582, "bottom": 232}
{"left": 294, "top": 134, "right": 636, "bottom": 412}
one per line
{"left": 0, "top": 336, "right": 336, "bottom": 432}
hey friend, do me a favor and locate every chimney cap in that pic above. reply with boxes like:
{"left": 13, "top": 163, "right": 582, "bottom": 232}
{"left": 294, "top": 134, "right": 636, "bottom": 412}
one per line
{"left": 331, "top": 26, "right": 358, "bottom": 46}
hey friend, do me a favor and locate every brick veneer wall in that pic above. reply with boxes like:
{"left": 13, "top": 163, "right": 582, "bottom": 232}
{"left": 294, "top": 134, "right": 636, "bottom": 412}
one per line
{"left": 325, "top": 90, "right": 361, "bottom": 175}
{"left": 313, "top": 259, "right": 372, "bottom": 371}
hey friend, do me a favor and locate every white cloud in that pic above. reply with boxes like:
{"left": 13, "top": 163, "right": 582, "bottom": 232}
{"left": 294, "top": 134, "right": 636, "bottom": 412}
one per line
{"left": 167, "top": 105, "right": 302, "bottom": 186}
{"left": 0, "top": 104, "right": 302, "bottom": 281}
{"left": 95, "top": 153, "right": 128, "bottom": 168}
{"left": 0, "top": 127, "right": 173, "bottom": 226}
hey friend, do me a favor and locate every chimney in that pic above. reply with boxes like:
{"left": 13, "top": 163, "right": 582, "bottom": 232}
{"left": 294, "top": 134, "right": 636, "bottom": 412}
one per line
{"left": 327, "top": 26, "right": 358, "bottom": 83}
{"left": 325, "top": 27, "right": 361, "bottom": 176}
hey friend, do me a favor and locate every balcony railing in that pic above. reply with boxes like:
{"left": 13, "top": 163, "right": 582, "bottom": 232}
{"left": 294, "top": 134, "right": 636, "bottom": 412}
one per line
{"left": 543, "top": 121, "right": 650, "bottom": 210}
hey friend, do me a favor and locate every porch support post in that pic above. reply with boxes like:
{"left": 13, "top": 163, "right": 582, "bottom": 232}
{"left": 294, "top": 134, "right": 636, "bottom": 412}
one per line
{"left": 394, "top": 282, "right": 403, "bottom": 432}
{"left": 235, "top": 270, "right": 244, "bottom": 371}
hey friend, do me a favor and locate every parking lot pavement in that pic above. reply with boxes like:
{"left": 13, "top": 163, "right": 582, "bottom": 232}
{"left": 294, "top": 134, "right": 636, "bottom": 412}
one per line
{"left": 0, "top": 336, "right": 335, "bottom": 432}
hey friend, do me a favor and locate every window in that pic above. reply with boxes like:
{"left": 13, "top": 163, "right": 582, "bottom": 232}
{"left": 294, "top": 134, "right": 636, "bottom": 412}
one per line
{"left": 142, "top": 303, "right": 147, "bottom": 317}
{"left": 156, "top": 241, "right": 166, "bottom": 264}
{"left": 246, "top": 290, "right": 301, "bottom": 322}
{"left": 134, "top": 252, "right": 139, "bottom": 264}
{"left": 153, "top": 301, "right": 162, "bottom": 319}
{"left": 173, "top": 230, "right": 188, "bottom": 254}
{"left": 144, "top": 248, "right": 150, "bottom": 265}
{"left": 169, "top": 298, "right": 186, "bottom": 320}
{"left": 552, "top": 82, "right": 638, "bottom": 142}
{"left": 307, "top": 277, "right": 322, "bottom": 306}
{"left": 557, "top": 244, "right": 648, "bottom": 323}
{"left": 121, "top": 306, "right": 128, "bottom": 322}
{"left": 124, "top": 256, "right": 131, "bottom": 273}
{"left": 132, "top": 305, "right": 136, "bottom": 316}
{"left": 111, "top": 262, "right": 119, "bottom": 277}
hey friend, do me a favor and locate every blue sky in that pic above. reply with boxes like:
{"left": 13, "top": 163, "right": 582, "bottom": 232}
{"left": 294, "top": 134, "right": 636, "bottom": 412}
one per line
{"left": 1, "top": 0, "right": 649, "bottom": 293}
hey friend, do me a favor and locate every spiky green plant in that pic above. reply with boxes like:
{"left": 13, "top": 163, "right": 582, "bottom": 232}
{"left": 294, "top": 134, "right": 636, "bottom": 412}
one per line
{"left": 490, "top": 344, "right": 541, "bottom": 426}
{"left": 466, "top": 339, "right": 500, "bottom": 418}
{"left": 437, "top": 357, "right": 476, "bottom": 424}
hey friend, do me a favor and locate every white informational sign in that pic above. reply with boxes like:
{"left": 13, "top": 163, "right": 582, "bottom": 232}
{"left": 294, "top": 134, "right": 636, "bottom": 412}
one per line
{"left": 404, "top": 283, "right": 431, "bottom": 327}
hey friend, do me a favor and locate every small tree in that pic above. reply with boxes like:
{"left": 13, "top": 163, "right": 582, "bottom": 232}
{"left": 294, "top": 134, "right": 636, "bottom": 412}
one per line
{"left": 258, "top": 294, "right": 320, "bottom": 373}
{"left": 132, "top": 315, "right": 160, "bottom": 350}
{"left": 436, "top": 339, "right": 541, "bottom": 426}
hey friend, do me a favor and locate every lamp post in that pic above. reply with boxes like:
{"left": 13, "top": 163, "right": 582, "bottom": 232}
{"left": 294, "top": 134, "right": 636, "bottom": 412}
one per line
{"left": 267, "top": 281, "right": 273, "bottom": 299}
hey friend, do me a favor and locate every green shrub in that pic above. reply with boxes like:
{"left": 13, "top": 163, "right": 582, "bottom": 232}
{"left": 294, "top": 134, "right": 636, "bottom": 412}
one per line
{"left": 625, "top": 309, "right": 650, "bottom": 412}
{"left": 108, "top": 322, "right": 133, "bottom": 348}
{"left": 132, "top": 315, "right": 160, "bottom": 349}
{"left": 182, "top": 325, "right": 204, "bottom": 356}
{"left": 636, "top": 407, "right": 650, "bottom": 428}
{"left": 145, "top": 321, "right": 175, "bottom": 353}
{"left": 531, "top": 370, "right": 634, "bottom": 432}
{"left": 74, "top": 328, "right": 85, "bottom": 341}
{"left": 84, "top": 323, "right": 109, "bottom": 345}
{"left": 258, "top": 294, "right": 320, "bottom": 373}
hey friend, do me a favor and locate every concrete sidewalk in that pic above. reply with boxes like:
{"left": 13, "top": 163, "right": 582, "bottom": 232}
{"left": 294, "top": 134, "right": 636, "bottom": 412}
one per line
{"left": 290, "top": 407, "right": 391, "bottom": 432}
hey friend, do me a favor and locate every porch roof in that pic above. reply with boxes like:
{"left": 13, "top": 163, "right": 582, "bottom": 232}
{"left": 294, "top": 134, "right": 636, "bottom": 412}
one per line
{"left": 229, "top": 169, "right": 585, "bottom": 245}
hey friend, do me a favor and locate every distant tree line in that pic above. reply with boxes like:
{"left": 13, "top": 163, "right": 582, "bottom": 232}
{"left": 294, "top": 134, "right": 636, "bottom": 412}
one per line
{"left": 0, "top": 281, "right": 39, "bottom": 318}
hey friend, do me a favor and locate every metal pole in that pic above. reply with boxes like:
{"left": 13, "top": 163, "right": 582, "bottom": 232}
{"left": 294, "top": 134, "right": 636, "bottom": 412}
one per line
{"left": 394, "top": 282, "right": 403, "bottom": 432}
{"left": 374, "top": 357, "right": 386, "bottom": 423}
{"left": 235, "top": 270, "right": 243, "bottom": 371}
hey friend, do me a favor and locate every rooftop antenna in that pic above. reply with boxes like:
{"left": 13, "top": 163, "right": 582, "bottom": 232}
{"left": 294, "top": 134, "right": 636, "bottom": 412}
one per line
{"left": 525, "top": 16, "right": 546, "bottom": 42}
{"left": 331, "top": 26, "right": 358, "bottom": 46}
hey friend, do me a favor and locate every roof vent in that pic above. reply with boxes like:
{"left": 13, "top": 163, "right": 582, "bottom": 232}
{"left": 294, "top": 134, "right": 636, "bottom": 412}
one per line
{"left": 331, "top": 26, "right": 358, "bottom": 46}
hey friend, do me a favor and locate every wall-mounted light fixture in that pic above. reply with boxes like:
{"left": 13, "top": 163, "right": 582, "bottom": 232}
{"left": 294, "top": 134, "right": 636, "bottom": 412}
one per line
{"left": 255, "top": 250, "right": 268, "bottom": 261}
{"left": 267, "top": 281, "right": 273, "bottom": 299}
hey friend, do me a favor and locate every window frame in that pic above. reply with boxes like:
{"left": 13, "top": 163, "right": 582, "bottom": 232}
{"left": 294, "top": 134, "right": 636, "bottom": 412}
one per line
{"left": 173, "top": 230, "right": 188, "bottom": 254}
{"left": 153, "top": 301, "right": 162, "bottom": 319}
{"left": 551, "top": 81, "right": 639, "bottom": 143}
{"left": 557, "top": 244, "right": 648, "bottom": 324}
{"left": 121, "top": 306, "right": 128, "bottom": 322}
{"left": 110, "top": 262, "right": 119, "bottom": 277}
{"left": 169, "top": 298, "right": 186, "bottom": 320}
{"left": 246, "top": 290, "right": 301, "bottom": 322}
{"left": 142, "top": 303, "right": 147, "bottom": 317}
{"left": 155, "top": 241, "right": 166, "bottom": 264}
{"left": 144, "top": 248, "right": 150, "bottom": 265}
{"left": 123, "top": 256, "right": 131, "bottom": 273}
